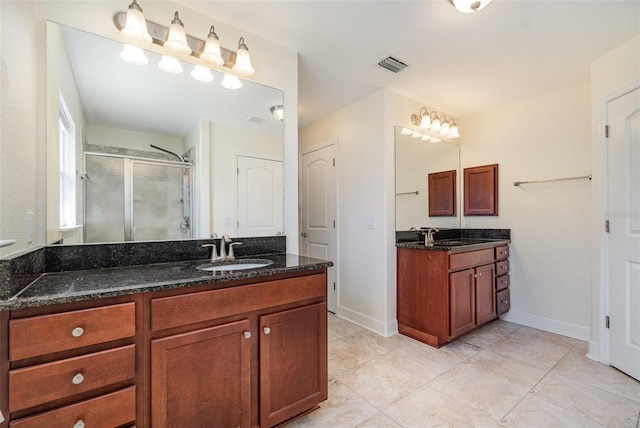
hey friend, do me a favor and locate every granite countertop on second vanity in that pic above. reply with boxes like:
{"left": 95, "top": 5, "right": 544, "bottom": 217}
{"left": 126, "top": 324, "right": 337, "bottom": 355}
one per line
{"left": 1, "top": 253, "right": 332, "bottom": 311}
{"left": 396, "top": 239, "right": 511, "bottom": 253}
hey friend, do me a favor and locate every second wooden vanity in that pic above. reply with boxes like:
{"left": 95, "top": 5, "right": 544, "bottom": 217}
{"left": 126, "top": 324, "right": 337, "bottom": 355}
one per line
{"left": 397, "top": 240, "right": 510, "bottom": 348}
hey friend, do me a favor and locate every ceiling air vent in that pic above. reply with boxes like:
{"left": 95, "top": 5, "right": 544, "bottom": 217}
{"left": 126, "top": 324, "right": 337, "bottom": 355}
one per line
{"left": 246, "top": 116, "right": 267, "bottom": 124}
{"left": 378, "top": 56, "right": 408, "bottom": 73}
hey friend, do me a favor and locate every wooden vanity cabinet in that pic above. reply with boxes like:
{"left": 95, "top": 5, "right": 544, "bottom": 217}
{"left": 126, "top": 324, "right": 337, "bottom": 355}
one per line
{"left": 0, "top": 269, "right": 328, "bottom": 428}
{"left": 148, "top": 271, "right": 328, "bottom": 428}
{"left": 398, "top": 244, "right": 509, "bottom": 348}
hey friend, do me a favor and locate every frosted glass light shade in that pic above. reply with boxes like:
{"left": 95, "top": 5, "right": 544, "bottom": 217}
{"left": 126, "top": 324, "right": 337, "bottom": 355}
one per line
{"left": 164, "top": 12, "right": 192, "bottom": 56}
{"left": 158, "top": 56, "right": 183, "bottom": 74}
{"left": 221, "top": 74, "right": 242, "bottom": 89}
{"left": 200, "top": 26, "right": 224, "bottom": 66}
{"left": 450, "top": 0, "right": 492, "bottom": 13}
{"left": 440, "top": 121, "right": 451, "bottom": 136}
{"left": 120, "top": 44, "right": 148, "bottom": 65}
{"left": 411, "top": 132, "right": 421, "bottom": 139}
{"left": 449, "top": 125, "right": 461, "bottom": 139}
{"left": 400, "top": 128, "right": 412, "bottom": 135}
{"left": 191, "top": 65, "right": 214, "bottom": 82}
{"left": 121, "top": 0, "right": 152, "bottom": 44}
{"left": 232, "top": 37, "right": 255, "bottom": 76}
{"left": 419, "top": 114, "right": 432, "bottom": 129}
{"left": 430, "top": 117, "right": 441, "bottom": 133}
{"left": 421, "top": 135, "right": 432, "bottom": 142}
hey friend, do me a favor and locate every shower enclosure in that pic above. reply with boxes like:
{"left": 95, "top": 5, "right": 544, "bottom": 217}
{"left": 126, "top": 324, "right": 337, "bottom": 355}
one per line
{"left": 83, "top": 152, "right": 193, "bottom": 243}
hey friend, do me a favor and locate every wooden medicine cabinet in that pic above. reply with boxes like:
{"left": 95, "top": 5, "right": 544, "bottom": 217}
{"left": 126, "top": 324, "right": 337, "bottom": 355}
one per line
{"left": 428, "top": 170, "right": 457, "bottom": 217}
{"left": 464, "top": 164, "right": 498, "bottom": 216}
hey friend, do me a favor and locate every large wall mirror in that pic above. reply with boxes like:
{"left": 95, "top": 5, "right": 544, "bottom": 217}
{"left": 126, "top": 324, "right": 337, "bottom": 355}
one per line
{"left": 46, "top": 22, "right": 284, "bottom": 245}
{"left": 395, "top": 126, "right": 461, "bottom": 232}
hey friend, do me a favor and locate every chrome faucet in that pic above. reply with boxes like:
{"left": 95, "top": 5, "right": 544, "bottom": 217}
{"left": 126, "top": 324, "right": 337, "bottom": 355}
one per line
{"left": 424, "top": 227, "right": 439, "bottom": 246}
{"left": 220, "top": 234, "right": 243, "bottom": 260}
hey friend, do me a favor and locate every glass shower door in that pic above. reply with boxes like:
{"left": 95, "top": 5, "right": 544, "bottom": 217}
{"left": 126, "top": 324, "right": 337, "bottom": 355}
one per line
{"left": 131, "top": 161, "right": 192, "bottom": 241}
{"left": 84, "top": 155, "right": 126, "bottom": 243}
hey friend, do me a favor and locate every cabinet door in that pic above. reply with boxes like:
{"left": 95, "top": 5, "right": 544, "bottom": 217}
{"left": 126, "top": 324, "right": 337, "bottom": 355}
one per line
{"left": 449, "top": 269, "right": 475, "bottom": 338}
{"left": 260, "top": 302, "right": 327, "bottom": 427}
{"left": 151, "top": 319, "right": 251, "bottom": 428}
{"left": 475, "top": 263, "right": 496, "bottom": 325}
{"left": 463, "top": 163, "right": 498, "bottom": 215}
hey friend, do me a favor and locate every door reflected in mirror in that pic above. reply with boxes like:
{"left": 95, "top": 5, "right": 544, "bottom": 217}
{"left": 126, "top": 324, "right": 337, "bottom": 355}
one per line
{"left": 395, "top": 126, "right": 461, "bottom": 231}
{"left": 46, "top": 22, "right": 284, "bottom": 245}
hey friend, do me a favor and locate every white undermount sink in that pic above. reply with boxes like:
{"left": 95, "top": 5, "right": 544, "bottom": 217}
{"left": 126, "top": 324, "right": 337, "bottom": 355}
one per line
{"left": 196, "top": 259, "right": 273, "bottom": 272}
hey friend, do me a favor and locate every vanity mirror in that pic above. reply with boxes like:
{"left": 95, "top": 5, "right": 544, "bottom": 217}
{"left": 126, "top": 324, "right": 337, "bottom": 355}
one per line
{"left": 46, "top": 22, "right": 284, "bottom": 245}
{"left": 394, "top": 126, "right": 461, "bottom": 231}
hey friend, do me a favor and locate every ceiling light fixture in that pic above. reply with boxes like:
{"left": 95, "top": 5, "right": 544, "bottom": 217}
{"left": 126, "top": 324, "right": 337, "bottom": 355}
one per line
{"left": 114, "top": 1, "right": 257, "bottom": 85}
{"left": 449, "top": 0, "right": 492, "bottom": 13}
{"left": 270, "top": 105, "right": 284, "bottom": 121}
{"left": 410, "top": 107, "right": 461, "bottom": 140}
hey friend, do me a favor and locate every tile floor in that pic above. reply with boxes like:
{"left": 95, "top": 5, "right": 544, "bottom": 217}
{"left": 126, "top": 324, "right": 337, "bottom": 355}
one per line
{"left": 288, "top": 315, "right": 640, "bottom": 427}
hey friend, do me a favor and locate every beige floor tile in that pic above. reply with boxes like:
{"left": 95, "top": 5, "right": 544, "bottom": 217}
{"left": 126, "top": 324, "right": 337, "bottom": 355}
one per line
{"left": 377, "top": 347, "right": 460, "bottom": 384}
{"left": 355, "top": 412, "right": 402, "bottom": 427}
{"left": 334, "top": 357, "right": 424, "bottom": 410}
{"left": 286, "top": 378, "right": 378, "bottom": 428}
{"left": 569, "top": 339, "right": 589, "bottom": 355}
{"left": 329, "top": 314, "right": 366, "bottom": 339}
{"left": 398, "top": 333, "right": 481, "bottom": 364}
{"left": 428, "top": 350, "right": 547, "bottom": 421}
{"left": 531, "top": 373, "right": 640, "bottom": 427}
{"left": 488, "top": 327, "right": 573, "bottom": 370}
{"left": 340, "top": 330, "right": 406, "bottom": 359}
{"left": 455, "top": 320, "right": 518, "bottom": 348}
{"left": 501, "top": 394, "right": 604, "bottom": 427}
{"left": 384, "top": 386, "right": 500, "bottom": 427}
{"left": 329, "top": 338, "right": 370, "bottom": 377}
{"left": 552, "top": 352, "right": 640, "bottom": 402}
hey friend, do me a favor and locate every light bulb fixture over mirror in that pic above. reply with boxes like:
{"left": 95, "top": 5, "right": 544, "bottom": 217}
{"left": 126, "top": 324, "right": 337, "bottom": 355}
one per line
{"left": 449, "top": 0, "right": 493, "bottom": 13}
{"left": 164, "top": 11, "right": 192, "bottom": 56}
{"left": 120, "top": 44, "right": 148, "bottom": 65}
{"left": 221, "top": 73, "right": 242, "bottom": 89}
{"left": 232, "top": 37, "right": 255, "bottom": 76}
{"left": 200, "top": 25, "right": 224, "bottom": 66}
{"left": 410, "top": 107, "right": 461, "bottom": 140}
{"left": 120, "top": 0, "right": 152, "bottom": 44}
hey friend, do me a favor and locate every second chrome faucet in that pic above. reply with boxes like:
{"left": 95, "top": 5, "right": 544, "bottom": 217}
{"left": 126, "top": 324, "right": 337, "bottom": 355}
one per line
{"left": 202, "top": 234, "right": 243, "bottom": 262}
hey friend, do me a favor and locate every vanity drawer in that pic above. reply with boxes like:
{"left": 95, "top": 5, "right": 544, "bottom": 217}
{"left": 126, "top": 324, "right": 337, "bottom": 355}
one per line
{"left": 449, "top": 249, "right": 494, "bottom": 271}
{"left": 495, "top": 245, "right": 509, "bottom": 260}
{"left": 151, "top": 273, "right": 326, "bottom": 331}
{"left": 496, "top": 274, "right": 510, "bottom": 291}
{"left": 9, "top": 345, "right": 135, "bottom": 412}
{"left": 496, "top": 260, "right": 510, "bottom": 275}
{"left": 9, "top": 303, "right": 135, "bottom": 361}
{"left": 496, "top": 288, "right": 510, "bottom": 315}
{"left": 9, "top": 386, "right": 136, "bottom": 428}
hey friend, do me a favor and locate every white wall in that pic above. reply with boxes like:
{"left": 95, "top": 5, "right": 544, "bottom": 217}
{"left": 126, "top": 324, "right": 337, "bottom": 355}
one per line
{"left": 0, "top": 0, "right": 299, "bottom": 258}
{"left": 589, "top": 34, "right": 640, "bottom": 360}
{"left": 460, "top": 83, "right": 592, "bottom": 340}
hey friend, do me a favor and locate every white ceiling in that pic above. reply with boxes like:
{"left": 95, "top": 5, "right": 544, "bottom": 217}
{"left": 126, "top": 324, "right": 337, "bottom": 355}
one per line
{"left": 180, "top": 0, "right": 640, "bottom": 127}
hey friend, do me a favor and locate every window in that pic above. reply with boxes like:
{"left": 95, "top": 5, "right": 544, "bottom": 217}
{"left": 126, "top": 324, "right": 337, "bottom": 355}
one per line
{"left": 59, "top": 95, "right": 76, "bottom": 228}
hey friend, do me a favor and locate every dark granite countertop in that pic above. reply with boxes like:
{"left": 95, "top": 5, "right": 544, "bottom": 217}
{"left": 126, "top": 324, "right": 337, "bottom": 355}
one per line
{"left": 0, "top": 253, "right": 332, "bottom": 311}
{"left": 396, "top": 239, "right": 511, "bottom": 253}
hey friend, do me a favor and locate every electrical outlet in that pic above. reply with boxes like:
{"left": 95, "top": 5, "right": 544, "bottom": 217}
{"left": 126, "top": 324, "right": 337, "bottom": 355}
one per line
{"left": 26, "top": 211, "right": 35, "bottom": 243}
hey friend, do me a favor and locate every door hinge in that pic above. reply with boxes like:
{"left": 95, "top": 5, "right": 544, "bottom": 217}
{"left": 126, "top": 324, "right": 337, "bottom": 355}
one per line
{"left": 332, "top": 158, "right": 335, "bottom": 167}
{"left": 606, "top": 315, "right": 610, "bottom": 329}
{"left": 333, "top": 220, "right": 336, "bottom": 228}
{"left": 237, "top": 167, "right": 240, "bottom": 175}
{"left": 604, "top": 125, "right": 609, "bottom": 138}
{"left": 333, "top": 282, "right": 336, "bottom": 291}
{"left": 605, "top": 219, "right": 610, "bottom": 233}
{"left": 237, "top": 220, "right": 240, "bottom": 228}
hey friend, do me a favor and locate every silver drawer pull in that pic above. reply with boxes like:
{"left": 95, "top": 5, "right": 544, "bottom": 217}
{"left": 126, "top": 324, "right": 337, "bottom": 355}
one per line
{"left": 72, "top": 373, "right": 84, "bottom": 385}
{"left": 502, "top": 300, "right": 509, "bottom": 304}
{"left": 73, "top": 420, "right": 85, "bottom": 428}
{"left": 263, "top": 327, "right": 271, "bottom": 335}
{"left": 502, "top": 266, "right": 508, "bottom": 270}
{"left": 243, "top": 331, "right": 251, "bottom": 339}
{"left": 71, "top": 327, "right": 84, "bottom": 338}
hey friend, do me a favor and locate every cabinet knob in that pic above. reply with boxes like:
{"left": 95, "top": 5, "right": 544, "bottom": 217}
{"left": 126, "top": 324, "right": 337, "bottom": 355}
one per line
{"left": 73, "top": 420, "right": 85, "bottom": 428}
{"left": 502, "top": 300, "right": 509, "bottom": 305}
{"left": 263, "top": 326, "right": 271, "bottom": 335}
{"left": 501, "top": 251, "right": 507, "bottom": 255}
{"left": 502, "top": 266, "right": 508, "bottom": 270}
{"left": 474, "top": 274, "right": 478, "bottom": 278}
{"left": 71, "top": 327, "right": 84, "bottom": 338}
{"left": 71, "top": 373, "right": 84, "bottom": 385}
{"left": 243, "top": 331, "right": 251, "bottom": 339}
{"left": 478, "top": 272, "right": 482, "bottom": 276}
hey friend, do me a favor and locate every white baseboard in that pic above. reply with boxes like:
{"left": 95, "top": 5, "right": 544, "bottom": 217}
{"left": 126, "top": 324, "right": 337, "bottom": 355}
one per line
{"left": 501, "top": 310, "right": 591, "bottom": 341}
{"left": 586, "top": 342, "right": 601, "bottom": 362}
{"left": 336, "top": 305, "right": 398, "bottom": 337}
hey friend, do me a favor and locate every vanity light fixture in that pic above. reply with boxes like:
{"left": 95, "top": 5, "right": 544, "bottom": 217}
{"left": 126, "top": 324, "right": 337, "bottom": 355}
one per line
{"left": 411, "top": 131, "right": 422, "bottom": 139}
{"left": 164, "top": 12, "right": 192, "bottom": 56}
{"left": 400, "top": 128, "right": 412, "bottom": 136}
{"left": 120, "top": 0, "right": 152, "bottom": 44}
{"left": 191, "top": 65, "right": 214, "bottom": 82}
{"left": 232, "top": 37, "right": 255, "bottom": 76}
{"left": 120, "top": 44, "right": 148, "bottom": 65}
{"left": 270, "top": 105, "right": 284, "bottom": 121}
{"left": 221, "top": 73, "right": 242, "bottom": 89}
{"left": 449, "top": 0, "right": 493, "bottom": 13}
{"left": 200, "top": 25, "right": 224, "bottom": 66}
{"left": 410, "top": 107, "right": 461, "bottom": 140}
{"left": 158, "top": 55, "right": 183, "bottom": 74}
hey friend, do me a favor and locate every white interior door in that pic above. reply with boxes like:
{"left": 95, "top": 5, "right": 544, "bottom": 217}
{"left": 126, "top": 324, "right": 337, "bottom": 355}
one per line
{"left": 607, "top": 86, "right": 640, "bottom": 381}
{"left": 237, "top": 156, "right": 283, "bottom": 237}
{"left": 301, "top": 143, "right": 337, "bottom": 313}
